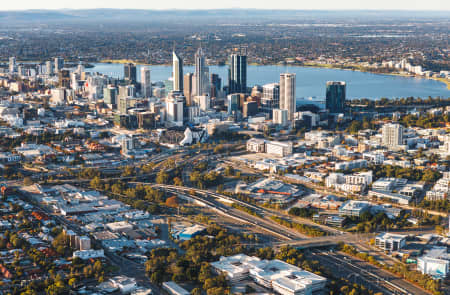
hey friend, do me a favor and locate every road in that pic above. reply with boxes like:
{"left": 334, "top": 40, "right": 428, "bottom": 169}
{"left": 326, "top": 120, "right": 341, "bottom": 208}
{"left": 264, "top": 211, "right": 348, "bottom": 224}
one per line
{"left": 151, "top": 184, "right": 302, "bottom": 240}
{"left": 311, "top": 250, "right": 431, "bottom": 295}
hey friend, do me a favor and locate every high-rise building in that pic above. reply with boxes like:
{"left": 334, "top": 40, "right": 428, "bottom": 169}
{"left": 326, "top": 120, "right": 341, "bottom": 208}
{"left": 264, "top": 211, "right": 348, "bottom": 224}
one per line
{"left": 194, "top": 47, "right": 209, "bottom": 96}
{"left": 326, "top": 81, "right": 346, "bottom": 114}
{"left": 118, "top": 96, "right": 130, "bottom": 115}
{"left": 382, "top": 123, "right": 404, "bottom": 149}
{"left": 172, "top": 51, "right": 183, "bottom": 92}
{"left": 184, "top": 73, "right": 194, "bottom": 106}
{"left": 227, "top": 94, "right": 240, "bottom": 115}
{"left": 194, "top": 95, "right": 211, "bottom": 111}
{"left": 279, "top": 73, "right": 296, "bottom": 121}
{"left": 9, "top": 57, "right": 16, "bottom": 74}
{"left": 228, "top": 48, "right": 247, "bottom": 94}
{"left": 273, "top": 109, "right": 289, "bottom": 126}
{"left": 243, "top": 101, "right": 258, "bottom": 118}
{"left": 166, "top": 95, "right": 184, "bottom": 126}
{"left": 103, "top": 85, "right": 117, "bottom": 106}
{"left": 124, "top": 63, "right": 137, "bottom": 84}
{"left": 210, "top": 74, "right": 222, "bottom": 98}
{"left": 140, "top": 67, "right": 152, "bottom": 98}
{"left": 46, "top": 61, "right": 53, "bottom": 76}
{"left": 58, "top": 70, "right": 71, "bottom": 88}
{"left": 261, "top": 83, "right": 280, "bottom": 116}
{"left": 54, "top": 57, "right": 64, "bottom": 73}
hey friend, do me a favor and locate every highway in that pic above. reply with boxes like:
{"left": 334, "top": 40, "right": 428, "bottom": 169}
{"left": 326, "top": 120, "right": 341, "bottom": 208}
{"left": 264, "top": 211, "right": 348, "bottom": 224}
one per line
{"left": 150, "top": 184, "right": 302, "bottom": 240}
{"left": 310, "top": 250, "right": 430, "bottom": 295}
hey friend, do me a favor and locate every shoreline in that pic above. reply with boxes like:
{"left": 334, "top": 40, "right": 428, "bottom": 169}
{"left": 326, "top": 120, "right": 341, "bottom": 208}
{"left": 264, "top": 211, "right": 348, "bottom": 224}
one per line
{"left": 99, "top": 59, "right": 450, "bottom": 91}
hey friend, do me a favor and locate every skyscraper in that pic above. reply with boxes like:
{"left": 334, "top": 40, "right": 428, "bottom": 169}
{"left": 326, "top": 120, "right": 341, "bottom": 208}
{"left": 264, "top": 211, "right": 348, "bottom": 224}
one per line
{"left": 140, "top": 67, "right": 152, "bottom": 98}
{"left": 228, "top": 48, "right": 247, "bottom": 94}
{"left": 172, "top": 51, "right": 183, "bottom": 92}
{"left": 54, "top": 57, "right": 64, "bottom": 73}
{"left": 124, "top": 63, "right": 137, "bottom": 84}
{"left": 46, "top": 61, "right": 53, "bottom": 76}
{"left": 227, "top": 94, "right": 240, "bottom": 115}
{"left": 58, "top": 70, "right": 71, "bottom": 88}
{"left": 103, "top": 85, "right": 117, "bottom": 106}
{"left": 210, "top": 74, "right": 221, "bottom": 98}
{"left": 279, "top": 73, "right": 296, "bottom": 121}
{"left": 382, "top": 123, "right": 404, "bottom": 150}
{"left": 194, "top": 47, "right": 209, "bottom": 96}
{"left": 184, "top": 73, "right": 194, "bottom": 106}
{"left": 261, "top": 83, "right": 280, "bottom": 116}
{"left": 326, "top": 81, "right": 346, "bottom": 114}
{"left": 9, "top": 57, "right": 16, "bottom": 74}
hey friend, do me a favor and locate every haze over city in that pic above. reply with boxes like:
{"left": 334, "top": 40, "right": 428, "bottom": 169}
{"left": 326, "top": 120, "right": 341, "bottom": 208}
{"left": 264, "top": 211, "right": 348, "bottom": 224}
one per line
{"left": 1, "top": 0, "right": 450, "bottom": 10}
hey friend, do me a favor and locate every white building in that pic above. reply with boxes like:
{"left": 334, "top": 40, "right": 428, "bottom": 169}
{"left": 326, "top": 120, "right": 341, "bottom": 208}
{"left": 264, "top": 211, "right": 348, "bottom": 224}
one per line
{"left": 106, "top": 221, "right": 133, "bottom": 232}
{"left": 73, "top": 249, "right": 104, "bottom": 260}
{"left": 375, "top": 233, "right": 406, "bottom": 251}
{"left": 426, "top": 172, "right": 450, "bottom": 201}
{"left": 382, "top": 123, "right": 404, "bottom": 150}
{"left": 50, "top": 88, "right": 66, "bottom": 105}
{"left": 417, "top": 247, "right": 450, "bottom": 278}
{"left": 194, "top": 94, "right": 210, "bottom": 111}
{"left": 211, "top": 254, "right": 326, "bottom": 295}
{"left": 273, "top": 108, "right": 289, "bottom": 126}
{"left": 335, "top": 159, "right": 367, "bottom": 171}
{"left": 166, "top": 96, "right": 184, "bottom": 126}
{"left": 279, "top": 73, "right": 296, "bottom": 122}
{"left": 247, "top": 138, "right": 266, "bottom": 153}
{"left": 266, "top": 141, "right": 293, "bottom": 157}
{"left": 140, "top": 67, "right": 152, "bottom": 98}
{"left": 110, "top": 276, "right": 137, "bottom": 294}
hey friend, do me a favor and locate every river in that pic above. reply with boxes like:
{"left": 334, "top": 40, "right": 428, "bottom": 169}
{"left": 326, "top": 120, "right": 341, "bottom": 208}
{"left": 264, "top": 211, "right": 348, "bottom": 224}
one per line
{"left": 87, "top": 63, "right": 450, "bottom": 101}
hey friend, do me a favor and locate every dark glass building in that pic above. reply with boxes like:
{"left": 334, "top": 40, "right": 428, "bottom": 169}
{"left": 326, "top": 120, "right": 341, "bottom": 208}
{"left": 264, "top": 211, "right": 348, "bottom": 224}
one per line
{"left": 326, "top": 81, "right": 346, "bottom": 113}
{"left": 124, "top": 63, "right": 137, "bottom": 84}
{"left": 228, "top": 49, "right": 247, "bottom": 94}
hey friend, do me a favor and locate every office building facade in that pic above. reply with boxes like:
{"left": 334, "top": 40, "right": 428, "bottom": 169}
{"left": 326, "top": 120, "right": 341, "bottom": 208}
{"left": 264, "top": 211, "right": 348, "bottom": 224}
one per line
{"left": 325, "top": 81, "right": 346, "bottom": 114}
{"left": 172, "top": 51, "right": 183, "bottom": 92}
{"left": 124, "top": 63, "right": 137, "bottom": 84}
{"left": 279, "top": 73, "right": 296, "bottom": 121}
{"left": 228, "top": 50, "right": 247, "bottom": 94}
{"left": 140, "top": 67, "right": 152, "bottom": 98}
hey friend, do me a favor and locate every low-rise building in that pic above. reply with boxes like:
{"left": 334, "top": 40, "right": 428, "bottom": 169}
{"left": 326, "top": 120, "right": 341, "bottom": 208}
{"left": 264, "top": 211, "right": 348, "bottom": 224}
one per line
{"left": 211, "top": 254, "right": 327, "bottom": 295}
{"left": 339, "top": 200, "right": 370, "bottom": 217}
{"left": 417, "top": 247, "right": 450, "bottom": 278}
{"left": 266, "top": 141, "right": 293, "bottom": 157}
{"left": 247, "top": 138, "right": 266, "bottom": 153}
{"left": 375, "top": 233, "right": 407, "bottom": 251}
{"left": 110, "top": 276, "right": 137, "bottom": 294}
{"left": 73, "top": 249, "right": 105, "bottom": 260}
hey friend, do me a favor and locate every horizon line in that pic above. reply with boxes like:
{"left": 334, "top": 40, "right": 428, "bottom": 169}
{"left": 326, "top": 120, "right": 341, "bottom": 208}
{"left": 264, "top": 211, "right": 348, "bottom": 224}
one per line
{"left": 0, "top": 8, "right": 449, "bottom": 12}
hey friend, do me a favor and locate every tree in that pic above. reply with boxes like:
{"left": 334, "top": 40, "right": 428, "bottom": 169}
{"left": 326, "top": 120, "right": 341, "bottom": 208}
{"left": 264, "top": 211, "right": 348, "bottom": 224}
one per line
{"left": 173, "top": 177, "right": 183, "bottom": 186}
{"left": 156, "top": 170, "right": 169, "bottom": 184}
{"left": 23, "top": 177, "right": 33, "bottom": 186}
{"left": 165, "top": 196, "right": 179, "bottom": 208}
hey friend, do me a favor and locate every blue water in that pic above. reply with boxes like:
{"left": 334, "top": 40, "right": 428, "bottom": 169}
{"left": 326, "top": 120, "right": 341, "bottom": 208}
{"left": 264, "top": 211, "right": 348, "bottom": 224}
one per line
{"left": 87, "top": 63, "right": 450, "bottom": 100}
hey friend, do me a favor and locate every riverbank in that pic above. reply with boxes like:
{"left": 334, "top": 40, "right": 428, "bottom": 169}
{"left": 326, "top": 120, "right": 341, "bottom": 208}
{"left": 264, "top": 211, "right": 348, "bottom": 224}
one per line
{"left": 302, "top": 62, "right": 450, "bottom": 90}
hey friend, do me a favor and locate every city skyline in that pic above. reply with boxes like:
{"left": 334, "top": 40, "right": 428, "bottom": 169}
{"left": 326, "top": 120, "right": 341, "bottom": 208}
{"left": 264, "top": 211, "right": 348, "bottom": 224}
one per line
{"left": 1, "top": 0, "right": 449, "bottom": 11}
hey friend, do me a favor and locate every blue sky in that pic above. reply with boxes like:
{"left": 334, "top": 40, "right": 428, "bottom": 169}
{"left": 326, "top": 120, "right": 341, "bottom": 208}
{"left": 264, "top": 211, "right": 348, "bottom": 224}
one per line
{"left": 1, "top": 0, "right": 449, "bottom": 10}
